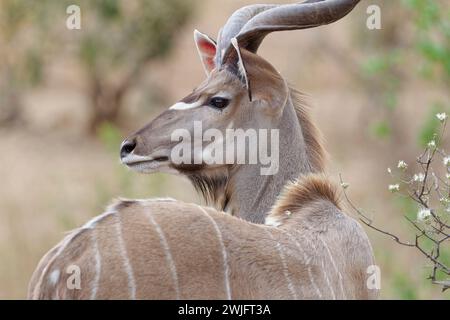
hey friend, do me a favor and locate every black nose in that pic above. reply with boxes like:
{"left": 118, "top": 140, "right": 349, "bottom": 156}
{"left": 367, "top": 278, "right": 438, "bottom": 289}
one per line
{"left": 120, "top": 139, "right": 136, "bottom": 159}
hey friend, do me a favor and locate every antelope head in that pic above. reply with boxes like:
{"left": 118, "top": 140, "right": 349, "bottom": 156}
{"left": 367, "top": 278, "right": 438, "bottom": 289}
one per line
{"left": 120, "top": 0, "right": 361, "bottom": 218}
{"left": 120, "top": 38, "right": 288, "bottom": 174}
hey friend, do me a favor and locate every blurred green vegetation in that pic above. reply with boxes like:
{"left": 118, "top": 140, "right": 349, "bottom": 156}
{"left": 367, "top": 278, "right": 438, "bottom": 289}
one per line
{"left": 73, "top": 0, "right": 194, "bottom": 132}
{"left": 405, "top": 0, "right": 450, "bottom": 147}
{"left": 358, "top": 0, "right": 449, "bottom": 144}
{"left": 419, "top": 102, "right": 447, "bottom": 146}
{"left": 0, "top": 2, "right": 195, "bottom": 298}
{"left": 351, "top": 0, "right": 450, "bottom": 297}
{"left": 0, "top": 0, "right": 195, "bottom": 132}
{"left": 0, "top": 0, "right": 55, "bottom": 124}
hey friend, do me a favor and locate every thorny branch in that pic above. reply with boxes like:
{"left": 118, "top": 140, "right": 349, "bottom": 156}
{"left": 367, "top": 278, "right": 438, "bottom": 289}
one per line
{"left": 340, "top": 116, "right": 450, "bottom": 292}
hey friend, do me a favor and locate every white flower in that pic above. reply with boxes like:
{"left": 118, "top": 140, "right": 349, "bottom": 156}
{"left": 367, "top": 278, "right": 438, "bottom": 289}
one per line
{"left": 388, "top": 184, "right": 400, "bottom": 193}
{"left": 413, "top": 173, "right": 425, "bottom": 182}
{"left": 417, "top": 208, "right": 432, "bottom": 221}
{"left": 444, "top": 157, "right": 450, "bottom": 167}
{"left": 446, "top": 173, "right": 450, "bottom": 180}
{"left": 440, "top": 197, "right": 450, "bottom": 205}
{"left": 387, "top": 167, "right": 392, "bottom": 174}
{"left": 427, "top": 140, "right": 436, "bottom": 149}
{"left": 397, "top": 160, "right": 408, "bottom": 170}
{"left": 436, "top": 112, "right": 448, "bottom": 123}
{"left": 340, "top": 182, "right": 349, "bottom": 189}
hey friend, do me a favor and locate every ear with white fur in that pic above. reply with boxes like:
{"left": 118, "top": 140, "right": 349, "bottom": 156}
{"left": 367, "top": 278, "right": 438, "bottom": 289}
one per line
{"left": 194, "top": 29, "right": 217, "bottom": 76}
{"left": 230, "top": 38, "right": 252, "bottom": 101}
{"left": 223, "top": 39, "right": 288, "bottom": 112}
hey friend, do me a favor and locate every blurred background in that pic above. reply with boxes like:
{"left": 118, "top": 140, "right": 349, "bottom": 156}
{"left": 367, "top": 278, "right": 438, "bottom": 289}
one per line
{"left": 0, "top": 0, "right": 449, "bottom": 299}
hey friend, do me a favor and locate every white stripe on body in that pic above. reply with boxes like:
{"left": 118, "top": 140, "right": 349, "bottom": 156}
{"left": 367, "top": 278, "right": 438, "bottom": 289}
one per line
{"left": 145, "top": 208, "right": 181, "bottom": 299}
{"left": 195, "top": 205, "right": 232, "bottom": 300}
{"left": 264, "top": 228, "right": 298, "bottom": 299}
{"left": 277, "top": 228, "right": 323, "bottom": 299}
{"left": 114, "top": 213, "right": 137, "bottom": 300}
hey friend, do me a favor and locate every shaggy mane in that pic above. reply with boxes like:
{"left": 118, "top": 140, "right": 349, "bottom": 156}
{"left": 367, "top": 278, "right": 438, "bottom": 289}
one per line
{"left": 268, "top": 174, "right": 341, "bottom": 224}
{"left": 290, "top": 88, "right": 326, "bottom": 173}
{"left": 188, "top": 173, "right": 231, "bottom": 210}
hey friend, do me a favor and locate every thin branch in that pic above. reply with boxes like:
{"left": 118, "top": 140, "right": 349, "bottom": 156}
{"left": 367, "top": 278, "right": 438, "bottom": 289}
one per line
{"left": 339, "top": 118, "right": 450, "bottom": 292}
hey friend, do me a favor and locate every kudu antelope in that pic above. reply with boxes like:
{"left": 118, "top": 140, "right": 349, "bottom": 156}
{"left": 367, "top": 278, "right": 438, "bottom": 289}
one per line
{"left": 29, "top": 0, "right": 378, "bottom": 299}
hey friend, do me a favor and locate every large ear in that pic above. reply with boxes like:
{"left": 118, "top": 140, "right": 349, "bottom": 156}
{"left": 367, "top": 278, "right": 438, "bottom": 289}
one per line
{"left": 230, "top": 38, "right": 252, "bottom": 101}
{"left": 224, "top": 40, "right": 289, "bottom": 114}
{"left": 194, "top": 29, "right": 217, "bottom": 76}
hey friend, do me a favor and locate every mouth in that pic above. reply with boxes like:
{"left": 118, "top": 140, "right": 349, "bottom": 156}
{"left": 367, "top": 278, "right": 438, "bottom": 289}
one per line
{"left": 127, "top": 156, "right": 169, "bottom": 165}
{"left": 121, "top": 154, "right": 170, "bottom": 173}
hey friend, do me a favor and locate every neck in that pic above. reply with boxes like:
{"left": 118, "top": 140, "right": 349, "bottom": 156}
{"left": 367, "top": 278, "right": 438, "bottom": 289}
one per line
{"left": 187, "top": 90, "right": 324, "bottom": 224}
{"left": 228, "top": 92, "right": 320, "bottom": 223}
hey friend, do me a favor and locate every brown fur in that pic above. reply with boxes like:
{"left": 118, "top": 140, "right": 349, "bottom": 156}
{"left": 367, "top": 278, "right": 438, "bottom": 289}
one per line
{"left": 187, "top": 172, "right": 230, "bottom": 207}
{"left": 270, "top": 174, "right": 341, "bottom": 219}
{"left": 29, "top": 184, "right": 378, "bottom": 299}
{"left": 123, "top": 44, "right": 326, "bottom": 223}
{"left": 30, "top": 0, "right": 373, "bottom": 300}
{"left": 290, "top": 89, "right": 326, "bottom": 173}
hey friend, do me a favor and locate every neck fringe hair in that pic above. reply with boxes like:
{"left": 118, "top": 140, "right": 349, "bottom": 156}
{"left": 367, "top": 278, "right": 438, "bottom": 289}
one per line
{"left": 188, "top": 173, "right": 231, "bottom": 210}
{"left": 268, "top": 174, "right": 341, "bottom": 224}
{"left": 290, "top": 87, "right": 326, "bottom": 173}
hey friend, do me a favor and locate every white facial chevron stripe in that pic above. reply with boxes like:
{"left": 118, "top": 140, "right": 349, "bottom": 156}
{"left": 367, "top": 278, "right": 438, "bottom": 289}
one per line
{"left": 169, "top": 101, "right": 202, "bottom": 111}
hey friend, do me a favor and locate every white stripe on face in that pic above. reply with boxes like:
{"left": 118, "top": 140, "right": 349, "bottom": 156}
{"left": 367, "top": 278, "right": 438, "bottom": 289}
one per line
{"left": 169, "top": 101, "right": 202, "bottom": 111}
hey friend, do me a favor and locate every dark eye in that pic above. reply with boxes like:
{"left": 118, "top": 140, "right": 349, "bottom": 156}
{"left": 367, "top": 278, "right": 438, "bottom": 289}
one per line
{"left": 208, "top": 97, "right": 230, "bottom": 109}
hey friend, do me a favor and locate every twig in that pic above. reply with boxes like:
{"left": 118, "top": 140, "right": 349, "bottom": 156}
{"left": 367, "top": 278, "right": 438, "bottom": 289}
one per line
{"left": 339, "top": 118, "right": 450, "bottom": 292}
